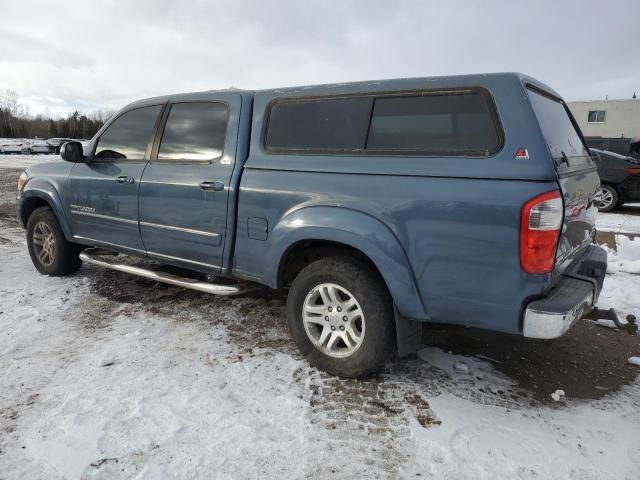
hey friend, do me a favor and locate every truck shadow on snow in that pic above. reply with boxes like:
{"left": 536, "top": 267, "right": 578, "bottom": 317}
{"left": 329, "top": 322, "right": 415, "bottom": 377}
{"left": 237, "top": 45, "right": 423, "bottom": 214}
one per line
{"left": 84, "top": 263, "right": 639, "bottom": 405}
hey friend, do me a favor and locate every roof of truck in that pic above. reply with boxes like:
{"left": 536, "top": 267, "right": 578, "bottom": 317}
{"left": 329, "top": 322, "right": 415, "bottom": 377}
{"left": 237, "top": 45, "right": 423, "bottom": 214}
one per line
{"left": 122, "top": 72, "right": 561, "bottom": 112}
{"left": 257, "top": 72, "right": 560, "bottom": 98}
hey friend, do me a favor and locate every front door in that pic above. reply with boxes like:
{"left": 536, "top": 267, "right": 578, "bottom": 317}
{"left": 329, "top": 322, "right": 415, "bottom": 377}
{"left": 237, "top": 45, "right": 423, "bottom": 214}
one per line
{"left": 138, "top": 93, "right": 241, "bottom": 271}
{"left": 67, "top": 104, "right": 163, "bottom": 251}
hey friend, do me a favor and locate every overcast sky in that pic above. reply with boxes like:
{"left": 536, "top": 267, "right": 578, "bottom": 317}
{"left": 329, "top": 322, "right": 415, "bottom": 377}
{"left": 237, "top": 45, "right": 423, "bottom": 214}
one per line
{"left": 1, "top": 0, "right": 639, "bottom": 117}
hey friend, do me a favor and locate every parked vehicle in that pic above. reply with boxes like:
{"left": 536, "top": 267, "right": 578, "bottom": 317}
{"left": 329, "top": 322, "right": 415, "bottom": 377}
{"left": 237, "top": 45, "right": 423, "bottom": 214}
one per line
{"left": 21, "top": 140, "right": 51, "bottom": 155}
{"left": 16, "top": 73, "right": 607, "bottom": 377}
{"left": 586, "top": 137, "right": 640, "bottom": 162}
{"left": 1, "top": 141, "right": 26, "bottom": 154}
{"left": 46, "top": 138, "right": 74, "bottom": 154}
{"left": 590, "top": 148, "right": 640, "bottom": 211}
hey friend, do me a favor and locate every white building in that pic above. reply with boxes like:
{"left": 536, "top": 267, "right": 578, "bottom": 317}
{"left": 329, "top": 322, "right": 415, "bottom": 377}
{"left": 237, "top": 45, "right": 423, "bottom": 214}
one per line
{"left": 567, "top": 99, "right": 640, "bottom": 139}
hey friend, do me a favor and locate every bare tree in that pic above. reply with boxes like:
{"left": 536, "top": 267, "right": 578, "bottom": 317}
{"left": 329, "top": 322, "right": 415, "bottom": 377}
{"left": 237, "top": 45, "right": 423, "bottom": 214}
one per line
{"left": 0, "top": 89, "right": 108, "bottom": 139}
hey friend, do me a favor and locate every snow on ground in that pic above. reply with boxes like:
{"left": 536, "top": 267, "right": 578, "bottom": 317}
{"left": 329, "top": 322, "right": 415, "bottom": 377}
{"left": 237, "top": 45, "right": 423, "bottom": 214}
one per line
{"left": 1, "top": 158, "right": 640, "bottom": 479}
{"left": 0, "top": 153, "right": 60, "bottom": 169}
{"left": 599, "top": 237, "right": 640, "bottom": 315}
{"left": 596, "top": 204, "right": 640, "bottom": 235}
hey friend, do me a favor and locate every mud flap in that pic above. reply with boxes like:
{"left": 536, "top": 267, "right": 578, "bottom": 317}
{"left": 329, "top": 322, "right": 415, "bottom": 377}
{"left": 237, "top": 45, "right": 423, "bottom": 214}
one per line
{"left": 394, "top": 306, "right": 422, "bottom": 357}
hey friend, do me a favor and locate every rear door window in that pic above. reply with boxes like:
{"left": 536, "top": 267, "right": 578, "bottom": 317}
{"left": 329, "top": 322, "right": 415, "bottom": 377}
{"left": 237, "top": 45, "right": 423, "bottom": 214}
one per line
{"left": 528, "top": 88, "right": 593, "bottom": 170}
{"left": 157, "top": 102, "right": 229, "bottom": 162}
{"left": 366, "top": 92, "right": 501, "bottom": 154}
{"left": 94, "top": 105, "right": 162, "bottom": 161}
{"left": 265, "top": 97, "right": 371, "bottom": 151}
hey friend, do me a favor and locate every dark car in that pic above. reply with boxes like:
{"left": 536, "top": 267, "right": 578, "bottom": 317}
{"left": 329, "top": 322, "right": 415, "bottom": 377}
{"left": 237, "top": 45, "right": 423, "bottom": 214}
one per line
{"left": 586, "top": 137, "right": 640, "bottom": 161}
{"left": 590, "top": 148, "right": 640, "bottom": 211}
{"left": 46, "top": 138, "right": 74, "bottom": 154}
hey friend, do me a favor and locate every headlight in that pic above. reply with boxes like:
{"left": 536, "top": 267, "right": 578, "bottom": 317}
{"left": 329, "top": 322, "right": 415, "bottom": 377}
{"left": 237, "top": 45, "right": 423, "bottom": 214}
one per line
{"left": 17, "top": 171, "right": 28, "bottom": 192}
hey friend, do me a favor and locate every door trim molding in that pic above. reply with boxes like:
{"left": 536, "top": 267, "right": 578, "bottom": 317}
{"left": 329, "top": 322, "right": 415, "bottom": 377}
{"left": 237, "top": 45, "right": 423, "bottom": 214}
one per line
{"left": 145, "top": 250, "right": 220, "bottom": 268}
{"left": 71, "top": 211, "right": 219, "bottom": 239}
{"left": 70, "top": 209, "right": 138, "bottom": 225}
{"left": 73, "top": 235, "right": 146, "bottom": 254}
{"left": 139, "top": 221, "right": 220, "bottom": 238}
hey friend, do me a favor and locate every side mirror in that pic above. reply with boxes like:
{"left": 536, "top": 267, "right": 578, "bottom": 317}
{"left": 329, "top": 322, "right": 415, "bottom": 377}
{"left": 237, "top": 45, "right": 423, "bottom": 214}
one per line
{"left": 60, "top": 141, "right": 84, "bottom": 162}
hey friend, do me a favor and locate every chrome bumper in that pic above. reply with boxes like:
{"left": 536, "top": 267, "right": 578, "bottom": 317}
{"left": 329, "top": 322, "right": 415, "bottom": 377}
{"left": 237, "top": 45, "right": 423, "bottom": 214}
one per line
{"left": 523, "top": 245, "right": 606, "bottom": 340}
{"left": 523, "top": 283, "right": 593, "bottom": 339}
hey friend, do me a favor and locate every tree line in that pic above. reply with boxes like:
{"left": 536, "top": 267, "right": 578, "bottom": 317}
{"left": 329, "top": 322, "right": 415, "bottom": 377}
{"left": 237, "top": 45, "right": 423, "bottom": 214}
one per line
{"left": 0, "top": 89, "right": 114, "bottom": 140}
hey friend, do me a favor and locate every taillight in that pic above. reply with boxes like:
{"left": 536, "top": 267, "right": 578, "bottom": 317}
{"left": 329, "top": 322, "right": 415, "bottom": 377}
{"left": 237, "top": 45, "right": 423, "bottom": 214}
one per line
{"left": 624, "top": 167, "right": 640, "bottom": 176}
{"left": 520, "top": 190, "right": 563, "bottom": 274}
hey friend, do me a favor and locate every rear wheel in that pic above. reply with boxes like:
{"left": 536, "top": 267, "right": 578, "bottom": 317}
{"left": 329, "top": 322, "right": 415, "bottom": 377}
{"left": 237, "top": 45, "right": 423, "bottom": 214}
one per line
{"left": 286, "top": 256, "right": 395, "bottom": 377}
{"left": 26, "top": 207, "right": 82, "bottom": 276}
{"left": 597, "top": 184, "right": 619, "bottom": 212}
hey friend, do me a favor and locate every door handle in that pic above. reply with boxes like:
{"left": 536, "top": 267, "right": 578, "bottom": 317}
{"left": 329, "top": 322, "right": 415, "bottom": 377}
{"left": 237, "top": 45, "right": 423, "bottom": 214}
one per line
{"left": 116, "top": 176, "right": 134, "bottom": 184}
{"left": 199, "top": 181, "right": 224, "bottom": 192}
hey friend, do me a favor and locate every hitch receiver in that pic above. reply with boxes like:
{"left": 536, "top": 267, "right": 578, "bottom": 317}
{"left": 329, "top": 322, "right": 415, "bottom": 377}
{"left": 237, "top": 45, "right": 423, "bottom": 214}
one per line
{"left": 583, "top": 308, "right": 638, "bottom": 335}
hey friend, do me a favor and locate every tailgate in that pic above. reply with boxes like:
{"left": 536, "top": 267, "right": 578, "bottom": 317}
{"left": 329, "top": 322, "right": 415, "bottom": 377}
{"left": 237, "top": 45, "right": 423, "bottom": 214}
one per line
{"left": 528, "top": 87, "right": 599, "bottom": 274}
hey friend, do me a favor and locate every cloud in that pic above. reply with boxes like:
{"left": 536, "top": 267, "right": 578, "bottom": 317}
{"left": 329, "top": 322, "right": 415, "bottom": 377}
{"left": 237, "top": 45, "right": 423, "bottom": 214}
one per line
{"left": 1, "top": 0, "right": 639, "bottom": 116}
{"left": 0, "top": 28, "right": 94, "bottom": 68}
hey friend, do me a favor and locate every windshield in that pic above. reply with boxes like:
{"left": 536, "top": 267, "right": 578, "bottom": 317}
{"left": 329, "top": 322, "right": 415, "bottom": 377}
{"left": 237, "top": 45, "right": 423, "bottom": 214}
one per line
{"left": 528, "top": 88, "right": 591, "bottom": 169}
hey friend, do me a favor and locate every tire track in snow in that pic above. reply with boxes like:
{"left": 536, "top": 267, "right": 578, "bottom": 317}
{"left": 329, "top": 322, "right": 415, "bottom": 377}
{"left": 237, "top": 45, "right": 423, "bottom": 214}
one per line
{"left": 293, "top": 356, "right": 533, "bottom": 478}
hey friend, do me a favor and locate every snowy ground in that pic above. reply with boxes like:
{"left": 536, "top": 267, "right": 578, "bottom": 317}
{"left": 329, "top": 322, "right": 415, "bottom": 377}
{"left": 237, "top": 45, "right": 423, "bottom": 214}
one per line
{"left": 597, "top": 205, "right": 640, "bottom": 236}
{"left": 0, "top": 153, "right": 58, "bottom": 169}
{"left": 1, "top": 156, "right": 640, "bottom": 479}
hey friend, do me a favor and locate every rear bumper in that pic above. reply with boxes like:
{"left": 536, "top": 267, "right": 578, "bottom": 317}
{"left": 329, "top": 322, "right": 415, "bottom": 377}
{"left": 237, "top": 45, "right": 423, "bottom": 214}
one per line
{"left": 523, "top": 245, "right": 607, "bottom": 339}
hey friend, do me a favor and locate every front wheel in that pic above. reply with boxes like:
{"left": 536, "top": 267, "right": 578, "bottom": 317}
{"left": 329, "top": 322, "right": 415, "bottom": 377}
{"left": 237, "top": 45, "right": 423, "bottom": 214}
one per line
{"left": 597, "top": 184, "right": 619, "bottom": 212}
{"left": 26, "top": 206, "right": 82, "bottom": 276}
{"left": 286, "top": 256, "right": 395, "bottom": 378}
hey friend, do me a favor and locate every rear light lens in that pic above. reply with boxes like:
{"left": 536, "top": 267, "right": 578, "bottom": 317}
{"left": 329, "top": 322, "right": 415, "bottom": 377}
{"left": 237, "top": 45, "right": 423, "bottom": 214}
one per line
{"left": 520, "top": 190, "right": 563, "bottom": 274}
{"left": 624, "top": 167, "right": 640, "bottom": 176}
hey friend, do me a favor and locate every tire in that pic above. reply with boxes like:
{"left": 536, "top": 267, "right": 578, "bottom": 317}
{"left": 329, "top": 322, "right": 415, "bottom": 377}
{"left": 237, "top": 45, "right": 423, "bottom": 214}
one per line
{"left": 286, "top": 256, "right": 395, "bottom": 378}
{"left": 597, "top": 184, "right": 619, "bottom": 212}
{"left": 26, "top": 206, "right": 82, "bottom": 276}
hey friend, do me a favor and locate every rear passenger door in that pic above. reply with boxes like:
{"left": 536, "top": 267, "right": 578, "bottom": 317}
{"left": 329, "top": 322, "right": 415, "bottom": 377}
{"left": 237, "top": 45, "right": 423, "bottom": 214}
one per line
{"left": 138, "top": 92, "right": 241, "bottom": 271}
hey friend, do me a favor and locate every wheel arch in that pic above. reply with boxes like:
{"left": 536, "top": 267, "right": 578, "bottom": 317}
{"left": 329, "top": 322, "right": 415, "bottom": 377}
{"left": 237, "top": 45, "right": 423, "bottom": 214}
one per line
{"left": 279, "top": 239, "right": 384, "bottom": 287}
{"left": 271, "top": 206, "right": 426, "bottom": 320}
{"left": 608, "top": 183, "right": 624, "bottom": 205}
{"left": 19, "top": 186, "right": 73, "bottom": 241}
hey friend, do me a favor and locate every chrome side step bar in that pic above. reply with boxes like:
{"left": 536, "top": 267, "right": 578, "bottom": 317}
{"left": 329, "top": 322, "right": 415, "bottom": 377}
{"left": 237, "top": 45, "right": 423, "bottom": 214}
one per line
{"left": 79, "top": 248, "right": 245, "bottom": 296}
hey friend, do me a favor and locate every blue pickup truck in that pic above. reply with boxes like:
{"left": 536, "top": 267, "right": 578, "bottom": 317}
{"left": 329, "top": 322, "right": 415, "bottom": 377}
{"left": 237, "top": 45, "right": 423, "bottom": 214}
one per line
{"left": 16, "top": 73, "right": 607, "bottom": 377}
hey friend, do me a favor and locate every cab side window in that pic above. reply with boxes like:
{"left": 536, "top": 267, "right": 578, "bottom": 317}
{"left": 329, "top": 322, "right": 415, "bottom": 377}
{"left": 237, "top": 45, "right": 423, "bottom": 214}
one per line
{"left": 157, "top": 102, "right": 229, "bottom": 162}
{"left": 94, "top": 105, "right": 162, "bottom": 160}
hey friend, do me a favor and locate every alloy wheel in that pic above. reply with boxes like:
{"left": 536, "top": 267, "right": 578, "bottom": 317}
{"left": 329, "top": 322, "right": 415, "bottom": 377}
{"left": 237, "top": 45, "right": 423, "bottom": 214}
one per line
{"left": 598, "top": 187, "right": 614, "bottom": 210}
{"left": 302, "top": 283, "right": 365, "bottom": 358}
{"left": 32, "top": 221, "right": 56, "bottom": 266}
